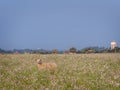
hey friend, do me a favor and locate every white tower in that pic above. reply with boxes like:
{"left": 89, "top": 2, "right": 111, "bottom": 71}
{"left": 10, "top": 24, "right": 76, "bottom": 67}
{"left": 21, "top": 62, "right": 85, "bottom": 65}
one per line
{"left": 111, "top": 41, "right": 117, "bottom": 50}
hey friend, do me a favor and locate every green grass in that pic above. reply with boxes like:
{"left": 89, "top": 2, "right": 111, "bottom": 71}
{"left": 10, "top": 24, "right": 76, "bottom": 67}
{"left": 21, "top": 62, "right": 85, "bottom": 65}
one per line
{"left": 0, "top": 53, "right": 120, "bottom": 90}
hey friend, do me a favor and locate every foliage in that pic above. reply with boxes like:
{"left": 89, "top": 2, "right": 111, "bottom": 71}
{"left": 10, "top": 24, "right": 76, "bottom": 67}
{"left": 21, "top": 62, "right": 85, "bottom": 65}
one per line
{"left": 110, "top": 47, "right": 120, "bottom": 53}
{"left": 69, "top": 47, "right": 77, "bottom": 53}
{"left": 52, "top": 49, "right": 58, "bottom": 54}
{"left": 0, "top": 46, "right": 120, "bottom": 54}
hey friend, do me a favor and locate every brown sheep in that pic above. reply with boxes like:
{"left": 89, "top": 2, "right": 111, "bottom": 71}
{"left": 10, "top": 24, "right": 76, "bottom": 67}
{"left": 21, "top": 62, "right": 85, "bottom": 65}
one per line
{"left": 36, "top": 59, "right": 57, "bottom": 70}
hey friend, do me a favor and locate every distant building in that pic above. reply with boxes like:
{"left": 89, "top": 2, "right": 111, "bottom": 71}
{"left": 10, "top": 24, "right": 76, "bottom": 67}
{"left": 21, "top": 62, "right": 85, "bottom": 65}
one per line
{"left": 111, "top": 41, "right": 117, "bottom": 50}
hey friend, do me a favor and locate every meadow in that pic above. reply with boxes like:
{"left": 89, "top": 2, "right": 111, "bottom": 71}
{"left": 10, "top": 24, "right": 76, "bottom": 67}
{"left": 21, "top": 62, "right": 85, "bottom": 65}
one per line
{"left": 0, "top": 53, "right": 120, "bottom": 90}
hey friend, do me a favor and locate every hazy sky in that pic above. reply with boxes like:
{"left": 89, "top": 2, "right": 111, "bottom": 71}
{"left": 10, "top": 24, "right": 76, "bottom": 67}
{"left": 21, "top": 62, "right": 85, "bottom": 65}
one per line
{"left": 0, "top": 0, "right": 120, "bottom": 50}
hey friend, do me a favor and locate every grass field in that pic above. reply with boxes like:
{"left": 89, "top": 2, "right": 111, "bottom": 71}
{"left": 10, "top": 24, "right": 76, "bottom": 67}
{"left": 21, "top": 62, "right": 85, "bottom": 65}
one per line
{"left": 0, "top": 53, "right": 120, "bottom": 90}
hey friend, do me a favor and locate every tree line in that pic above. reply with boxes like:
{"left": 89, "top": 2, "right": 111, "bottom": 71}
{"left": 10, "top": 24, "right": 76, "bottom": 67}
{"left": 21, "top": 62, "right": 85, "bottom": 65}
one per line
{"left": 0, "top": 46, "right": 120, "bottom": 54}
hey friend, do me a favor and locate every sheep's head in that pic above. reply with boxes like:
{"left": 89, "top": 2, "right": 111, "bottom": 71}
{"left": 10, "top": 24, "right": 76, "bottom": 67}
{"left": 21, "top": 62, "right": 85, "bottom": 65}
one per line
{"left": 36, "top": 59, "right": 42, "bottom": 64}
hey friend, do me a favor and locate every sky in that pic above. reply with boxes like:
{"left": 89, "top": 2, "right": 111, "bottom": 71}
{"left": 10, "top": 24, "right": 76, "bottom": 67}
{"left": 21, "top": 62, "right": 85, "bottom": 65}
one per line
{"left": 0, "top": 0, "right": 120, "bottom": 50}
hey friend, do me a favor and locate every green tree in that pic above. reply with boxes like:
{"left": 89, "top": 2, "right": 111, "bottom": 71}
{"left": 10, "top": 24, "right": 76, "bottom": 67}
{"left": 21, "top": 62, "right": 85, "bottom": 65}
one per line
{"left": 81, "top": 47, "right": 97, "bottom": 53}
{"left": 69, "top": 47, "right": 77, "bottom": 53}
{"left": 52, "top": 49, "right": 58, "bottom": 54}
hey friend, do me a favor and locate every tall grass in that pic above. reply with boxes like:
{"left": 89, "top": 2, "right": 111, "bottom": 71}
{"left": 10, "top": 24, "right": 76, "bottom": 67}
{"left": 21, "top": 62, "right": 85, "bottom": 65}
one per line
{"left": 0, "top": 53, "right": 120, "bottom": 90}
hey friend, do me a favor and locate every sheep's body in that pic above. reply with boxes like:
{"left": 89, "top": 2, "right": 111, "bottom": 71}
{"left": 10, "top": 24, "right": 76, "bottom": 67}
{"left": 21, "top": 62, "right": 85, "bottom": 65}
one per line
{"left": 37, "top": 63, "right": 57, "bottom": 70}
{"left": 36, "top": 59, "right": 57, "bottom": 70}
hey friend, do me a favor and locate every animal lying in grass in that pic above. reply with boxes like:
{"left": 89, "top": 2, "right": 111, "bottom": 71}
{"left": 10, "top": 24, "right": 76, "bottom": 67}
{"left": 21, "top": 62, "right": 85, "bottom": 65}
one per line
{"left": 36, "top": 59, "right": 57, "bottom": 70}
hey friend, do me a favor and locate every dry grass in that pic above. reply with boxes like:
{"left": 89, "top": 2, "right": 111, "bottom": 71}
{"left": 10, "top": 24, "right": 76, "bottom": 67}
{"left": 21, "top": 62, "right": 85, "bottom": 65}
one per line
{"left": 0, "top": 53, "right": 120, "bottom": 90}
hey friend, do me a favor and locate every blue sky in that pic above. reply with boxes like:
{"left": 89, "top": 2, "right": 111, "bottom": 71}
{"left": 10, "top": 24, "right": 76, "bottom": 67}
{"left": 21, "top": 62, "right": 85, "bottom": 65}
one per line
{"left": 0, "top": 0, "right": 120, "bottom": 50}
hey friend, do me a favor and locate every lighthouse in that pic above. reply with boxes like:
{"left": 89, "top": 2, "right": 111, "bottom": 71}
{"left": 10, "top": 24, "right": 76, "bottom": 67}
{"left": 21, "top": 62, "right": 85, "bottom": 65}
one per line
{"left": 111, "top": 41, "right": 117, "bottom": 50}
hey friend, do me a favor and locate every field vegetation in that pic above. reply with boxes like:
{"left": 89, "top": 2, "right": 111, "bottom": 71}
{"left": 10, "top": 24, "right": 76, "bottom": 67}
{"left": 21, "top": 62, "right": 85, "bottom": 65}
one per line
{"left": 0, "top": 53, "right": 120, "bottom": 90}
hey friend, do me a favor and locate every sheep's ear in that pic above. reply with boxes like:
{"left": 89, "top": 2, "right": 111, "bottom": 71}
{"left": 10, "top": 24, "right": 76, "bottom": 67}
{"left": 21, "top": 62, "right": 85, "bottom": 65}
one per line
{"left": 35, "top": 59, "right": 37, "bottom": 61}
{"left": 40, "top": 59, "right": 42, "bottom": 63}
{"left": 40, "top": 59, "right": 42, "bottom": 62}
